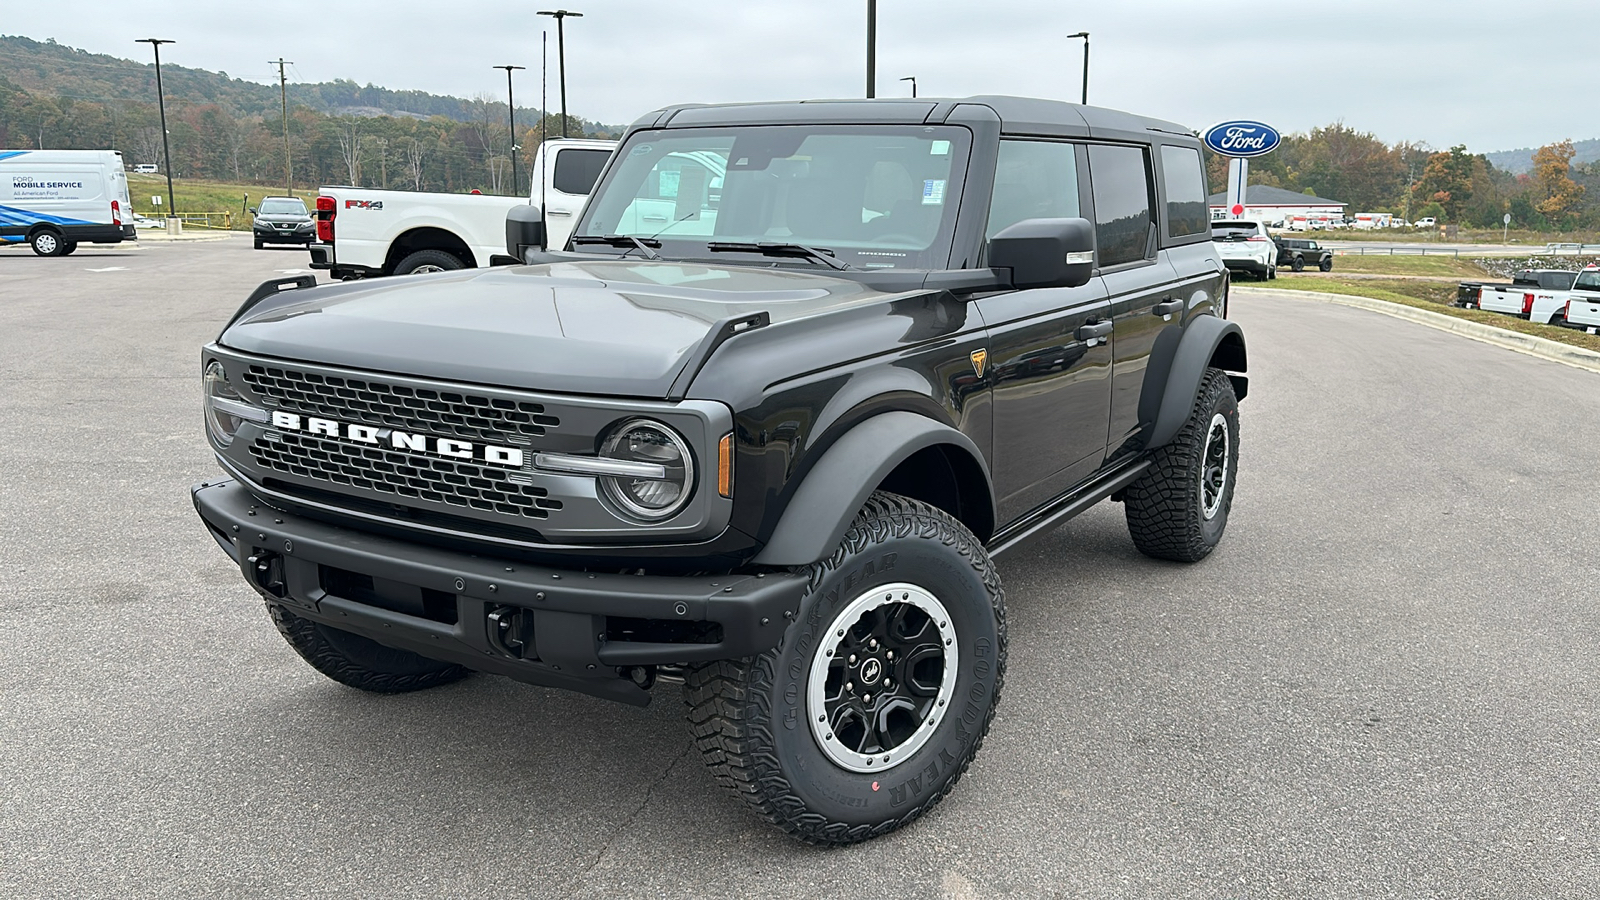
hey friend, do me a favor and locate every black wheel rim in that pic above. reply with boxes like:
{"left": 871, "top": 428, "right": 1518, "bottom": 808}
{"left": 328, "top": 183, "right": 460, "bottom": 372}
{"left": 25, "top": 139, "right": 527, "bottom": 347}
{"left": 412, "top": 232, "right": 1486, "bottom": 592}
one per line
{"left": 1200, "top": 411, "right": 1230, "bottom": 520}
{"left": 808, "top": 583, "right": 958, "bottom": 773}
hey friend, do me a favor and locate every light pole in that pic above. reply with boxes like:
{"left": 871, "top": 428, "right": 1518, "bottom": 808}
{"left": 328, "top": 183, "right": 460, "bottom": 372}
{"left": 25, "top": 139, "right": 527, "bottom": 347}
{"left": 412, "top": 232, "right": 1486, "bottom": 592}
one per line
{"left": 537, "top": 9, "right": 582, "bottom": 138}
{"left": 866, "top": 0, "right": 877, "bottom": 98}
{"left": 1068, "top": 32, "right": 1089, "bottom": 105}
{"left": 136, "top": 38, "right": 177, "bottom": 221}
{"left": 899, "top": 76, "right": 917, "bottom": 98}
{"left": 495, "top": 65, "right": 526, "bottom": 195}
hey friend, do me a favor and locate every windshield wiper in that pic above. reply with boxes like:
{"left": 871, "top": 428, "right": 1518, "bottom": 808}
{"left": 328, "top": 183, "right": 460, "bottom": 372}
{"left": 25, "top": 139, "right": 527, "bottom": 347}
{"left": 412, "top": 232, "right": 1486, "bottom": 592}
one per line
{"left": 571, "top": 234, "right": 661, "bottom": 260}
{"left": 705, "top": 241, "right": 851, "bottom": 271}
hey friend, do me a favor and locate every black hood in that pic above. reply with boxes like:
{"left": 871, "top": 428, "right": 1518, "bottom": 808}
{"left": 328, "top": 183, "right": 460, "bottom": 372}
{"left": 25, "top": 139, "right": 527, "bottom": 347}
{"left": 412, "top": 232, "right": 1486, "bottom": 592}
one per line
{"left": 220, "top": 260, "right": 909, "bottom": 398}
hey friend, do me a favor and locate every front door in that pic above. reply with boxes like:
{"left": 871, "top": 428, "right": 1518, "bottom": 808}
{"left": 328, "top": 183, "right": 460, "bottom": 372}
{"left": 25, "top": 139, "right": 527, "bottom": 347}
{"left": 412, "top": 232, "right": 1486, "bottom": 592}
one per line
{"left": 975, "top": 138, "right": 1113, "bottom": 524}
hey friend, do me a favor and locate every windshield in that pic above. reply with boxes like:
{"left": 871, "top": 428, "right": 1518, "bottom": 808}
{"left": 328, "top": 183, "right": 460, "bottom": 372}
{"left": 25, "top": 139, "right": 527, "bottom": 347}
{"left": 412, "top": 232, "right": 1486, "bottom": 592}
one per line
{"left": 576, "top": 125, "right": 971, "bottom": 269}
{"left": 259, "top": 198, "right": 307, "bottom": 216}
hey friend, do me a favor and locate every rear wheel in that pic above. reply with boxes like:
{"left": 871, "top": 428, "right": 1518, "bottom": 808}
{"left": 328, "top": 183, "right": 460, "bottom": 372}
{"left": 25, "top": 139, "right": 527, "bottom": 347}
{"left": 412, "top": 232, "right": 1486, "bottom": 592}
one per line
{"left": 59, "top": 240, "right": 78, "bottom": 256}
{"left": 686, "top": 493, "right": 1005, "bottom": 845}
{"left": 29, "top": 229, "right": 64, "bottom": 257}
{"left": 1124, "top": 368, "right": 1240, "bottom": 562}
{"left": 393, "top": 248, "right": 465, "bottom": 276}
{"left": 1290, "top": 255, "right": 1305, "bottom": 272}
{"left": 268, "top": 603, "right": 470, "bottom": 693}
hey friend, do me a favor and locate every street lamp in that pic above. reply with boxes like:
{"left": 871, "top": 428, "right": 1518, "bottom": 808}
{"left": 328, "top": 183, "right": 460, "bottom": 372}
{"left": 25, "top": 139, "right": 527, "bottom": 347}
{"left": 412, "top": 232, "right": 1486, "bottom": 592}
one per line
{"left": 494, "top": 65, "right": 526, "bottom": 195}
{"left": 866, "top": 0, "right": 877, "bottom": 98}
{"left": 136, "top": 38, "right": 177, "bottom": 222}
{"left": 1068, "top": 32, "right": 1089, "bottom": 105}
{"left": 899, "top": 76, "right": 917, "bottom": 98}
{"left": 537, "top": 9, "right": 582, "bottom": 138}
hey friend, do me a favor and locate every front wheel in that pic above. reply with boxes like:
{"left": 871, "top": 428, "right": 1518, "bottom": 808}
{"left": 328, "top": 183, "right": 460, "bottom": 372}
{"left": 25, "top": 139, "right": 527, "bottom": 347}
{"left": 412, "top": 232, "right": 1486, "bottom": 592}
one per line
{"left": 686, "top": 493, "right": 1005, "bottom": 845}
{"left": 268, "top": 603, "right": 470, "bottom": 693}
{"left": 1318, "top": 258, "right": 1333, "bottom": 272}
{"left": 1124, "top": 368, "right": 1240, "bottom": 562}
{"left": 29, "top": 230, "right": 64, "bottom": 256}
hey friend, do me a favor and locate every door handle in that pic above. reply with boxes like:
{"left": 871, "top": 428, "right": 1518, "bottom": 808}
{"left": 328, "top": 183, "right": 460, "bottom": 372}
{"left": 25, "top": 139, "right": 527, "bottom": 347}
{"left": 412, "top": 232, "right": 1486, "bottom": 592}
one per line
{"left": 547, "top": 210, "right": 574, "bottom": 217}
{"left": 1152, "top": 298, "right": 1183, "bottom": 316}
{"left": 1076, "top": 320, "right": 1114, "bottom": 341}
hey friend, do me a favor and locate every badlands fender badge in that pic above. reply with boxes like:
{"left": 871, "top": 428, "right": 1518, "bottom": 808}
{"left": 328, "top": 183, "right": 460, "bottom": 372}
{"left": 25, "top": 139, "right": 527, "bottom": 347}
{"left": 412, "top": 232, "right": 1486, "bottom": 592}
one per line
{"left": 969, "top": 349, "right": 988, "bottom": 379}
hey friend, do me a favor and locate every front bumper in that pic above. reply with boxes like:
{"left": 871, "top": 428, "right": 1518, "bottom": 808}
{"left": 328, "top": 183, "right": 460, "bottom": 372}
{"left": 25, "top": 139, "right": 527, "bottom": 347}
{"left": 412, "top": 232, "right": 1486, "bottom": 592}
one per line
{"left": 255, "top": 228, "right": 314, "bottom": 244}
{"left": 193, "top": 479, "right": 806, "bottom": 705}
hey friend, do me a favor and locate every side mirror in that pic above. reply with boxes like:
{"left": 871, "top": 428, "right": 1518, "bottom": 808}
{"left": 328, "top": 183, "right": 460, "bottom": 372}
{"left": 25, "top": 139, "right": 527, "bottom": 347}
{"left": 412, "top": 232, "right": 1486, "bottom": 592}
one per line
{"left": 247, "top": 207, "right": 257, "bottom": 214}
{"left": 506, "top": 203, "right": 546, "bottom": 261}
{"left": 988, "top": 217, "right": 1095, "bottom": 289}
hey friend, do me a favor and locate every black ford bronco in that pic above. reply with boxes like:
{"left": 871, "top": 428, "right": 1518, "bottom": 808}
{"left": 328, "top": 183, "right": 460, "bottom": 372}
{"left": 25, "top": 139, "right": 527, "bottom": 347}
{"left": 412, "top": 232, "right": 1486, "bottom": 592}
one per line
{"left": 193, "top": 96, "right": 1247, "bottom": 844}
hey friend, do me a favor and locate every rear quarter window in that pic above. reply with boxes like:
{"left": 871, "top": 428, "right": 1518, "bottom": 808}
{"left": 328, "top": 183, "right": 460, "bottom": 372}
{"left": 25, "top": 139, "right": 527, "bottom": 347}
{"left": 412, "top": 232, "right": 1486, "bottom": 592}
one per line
{"left": 1159, "top": 145, "right": 1208, "bottom": 238}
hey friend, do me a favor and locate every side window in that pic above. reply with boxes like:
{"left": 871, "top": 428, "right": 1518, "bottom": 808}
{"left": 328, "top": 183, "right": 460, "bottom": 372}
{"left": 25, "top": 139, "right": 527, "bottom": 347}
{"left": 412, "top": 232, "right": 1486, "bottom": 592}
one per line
{"left": 985, "top": 140, "right": 1081, "bottom": 240}
{"left": 1159, "top": 145, "right": 1208, "bottom": 238}
{"left": 1087, "top": 144, "right": 1153, "bottom": 268}
{"left": 551, "top": 148, "right": 611, "bottom": 196}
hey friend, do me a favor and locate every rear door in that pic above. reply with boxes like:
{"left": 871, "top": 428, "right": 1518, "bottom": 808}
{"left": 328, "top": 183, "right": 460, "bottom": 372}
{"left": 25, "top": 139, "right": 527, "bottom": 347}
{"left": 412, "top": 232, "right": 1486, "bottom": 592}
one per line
{"left": 543, "top": 146, "right": 612, "bottom": 248}
{"left": 974, "top": 138, "right": 1114, "bottom": 522}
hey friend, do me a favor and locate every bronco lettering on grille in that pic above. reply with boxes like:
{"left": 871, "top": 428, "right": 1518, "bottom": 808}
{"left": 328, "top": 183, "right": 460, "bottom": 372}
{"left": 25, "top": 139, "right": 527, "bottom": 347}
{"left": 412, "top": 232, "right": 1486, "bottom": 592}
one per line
{"left": 269, "top": 411, "right": 524, "bottom": 468}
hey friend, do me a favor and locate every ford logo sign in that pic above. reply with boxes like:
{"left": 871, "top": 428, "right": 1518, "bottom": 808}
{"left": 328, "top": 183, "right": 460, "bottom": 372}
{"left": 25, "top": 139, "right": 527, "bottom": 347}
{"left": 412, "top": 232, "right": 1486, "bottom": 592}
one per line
{"left": 1202, "top": 120, "right": 1281, "bottom": 158}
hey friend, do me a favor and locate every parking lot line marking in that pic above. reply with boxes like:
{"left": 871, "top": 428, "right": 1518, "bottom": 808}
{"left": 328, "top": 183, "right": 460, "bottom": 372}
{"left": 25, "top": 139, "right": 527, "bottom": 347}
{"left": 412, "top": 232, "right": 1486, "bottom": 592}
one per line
{"left": 85, "top": 266, "right": 128, "bottom": 272}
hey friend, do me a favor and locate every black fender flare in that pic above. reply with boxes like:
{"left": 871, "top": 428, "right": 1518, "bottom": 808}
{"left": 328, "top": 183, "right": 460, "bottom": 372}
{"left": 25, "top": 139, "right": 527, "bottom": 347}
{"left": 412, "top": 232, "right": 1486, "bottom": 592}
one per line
{"left": 1144, "top": 315, "right": 1247, "bottom": 450}
{"left": 751, "top": 411, "right": 993, "bottom": 567}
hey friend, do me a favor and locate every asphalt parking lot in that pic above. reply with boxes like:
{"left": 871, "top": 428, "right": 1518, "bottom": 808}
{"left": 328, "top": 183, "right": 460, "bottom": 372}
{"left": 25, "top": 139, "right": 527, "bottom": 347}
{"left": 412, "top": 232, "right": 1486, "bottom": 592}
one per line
{"left": 3, "top": 237, "right": 1597, "bottom": 898}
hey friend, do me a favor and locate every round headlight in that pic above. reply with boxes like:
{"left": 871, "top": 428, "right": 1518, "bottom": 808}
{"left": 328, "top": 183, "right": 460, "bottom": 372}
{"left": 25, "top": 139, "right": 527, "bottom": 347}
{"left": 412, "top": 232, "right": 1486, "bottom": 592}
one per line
{"left": 598, "top": 419, "right": 695, "bottom": 521}
{"left": 204, "top": 361, "right": 245, "bottom": 446}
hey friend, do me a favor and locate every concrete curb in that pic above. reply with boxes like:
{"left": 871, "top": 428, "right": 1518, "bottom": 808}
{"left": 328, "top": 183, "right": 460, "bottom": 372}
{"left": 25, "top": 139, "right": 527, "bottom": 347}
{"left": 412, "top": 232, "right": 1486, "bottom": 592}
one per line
{"left": 1237, "top": 286, "right": 1600, "bottom": 376}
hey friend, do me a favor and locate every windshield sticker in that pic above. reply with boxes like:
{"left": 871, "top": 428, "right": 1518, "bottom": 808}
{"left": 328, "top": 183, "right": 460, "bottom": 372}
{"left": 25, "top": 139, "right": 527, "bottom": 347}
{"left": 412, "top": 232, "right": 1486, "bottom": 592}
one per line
{"left": 630, "top": 144, "right": 654, "bottom": 157}
{"left": 922, "top": 179, "right": 946, "bottom": 205}
{"left": 930, "top": 140, "right": 951, "bottom": 156}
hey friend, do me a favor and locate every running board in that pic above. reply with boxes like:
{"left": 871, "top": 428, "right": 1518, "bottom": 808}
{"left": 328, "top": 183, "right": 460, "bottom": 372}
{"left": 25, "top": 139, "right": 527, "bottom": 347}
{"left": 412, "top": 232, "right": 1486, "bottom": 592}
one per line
{"left": 986, "top": 459, "right": 1151, "bottom": 559}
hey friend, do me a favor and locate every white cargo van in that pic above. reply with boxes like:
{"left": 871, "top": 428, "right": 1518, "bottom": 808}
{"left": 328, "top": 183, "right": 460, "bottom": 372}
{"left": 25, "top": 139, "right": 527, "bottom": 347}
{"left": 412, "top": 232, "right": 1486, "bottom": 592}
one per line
{"left": 0, "top": 149, "right": 137, "bottom": 256}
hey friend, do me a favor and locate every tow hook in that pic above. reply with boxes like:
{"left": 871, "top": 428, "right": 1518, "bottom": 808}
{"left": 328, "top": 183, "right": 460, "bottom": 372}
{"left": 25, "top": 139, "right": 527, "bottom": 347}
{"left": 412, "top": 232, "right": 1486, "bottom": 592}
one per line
{"left": 246, "top": 550, "right": 287, "bottom": 598}
{"left": 487, "top": 605, "right": 535, "bottom": 659}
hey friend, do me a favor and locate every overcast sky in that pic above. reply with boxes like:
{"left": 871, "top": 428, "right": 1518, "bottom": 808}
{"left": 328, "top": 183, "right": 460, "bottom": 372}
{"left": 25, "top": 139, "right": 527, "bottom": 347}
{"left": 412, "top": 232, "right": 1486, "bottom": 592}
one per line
{"left": 5, "top": 1, "right": 1591, "bottom": 153}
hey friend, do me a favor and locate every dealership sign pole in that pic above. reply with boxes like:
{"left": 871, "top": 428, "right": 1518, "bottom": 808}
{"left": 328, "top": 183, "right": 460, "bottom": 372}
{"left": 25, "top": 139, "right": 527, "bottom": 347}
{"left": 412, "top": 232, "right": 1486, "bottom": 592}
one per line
{"left": 1203, "top": 120, "right": 1281, "bottom": 219}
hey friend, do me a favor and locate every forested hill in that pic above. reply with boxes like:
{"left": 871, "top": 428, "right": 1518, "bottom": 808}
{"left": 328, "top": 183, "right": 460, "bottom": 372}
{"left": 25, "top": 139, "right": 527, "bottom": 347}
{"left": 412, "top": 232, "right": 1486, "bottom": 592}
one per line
{"left": 0, "top": 34, "right": 604, "bottom": 129}
{"left": 1484, "top": 138, "right": 1600, "bottom": 175}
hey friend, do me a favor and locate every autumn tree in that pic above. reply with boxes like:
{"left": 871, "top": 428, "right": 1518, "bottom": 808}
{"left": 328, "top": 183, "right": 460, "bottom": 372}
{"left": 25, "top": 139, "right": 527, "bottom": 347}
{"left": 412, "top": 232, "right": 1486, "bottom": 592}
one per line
{"left": 1412, "top": 145, "right": 1477, "bottom": 222}
{"left": 1531, "top": 140, "right": 1584, "bottom": 221}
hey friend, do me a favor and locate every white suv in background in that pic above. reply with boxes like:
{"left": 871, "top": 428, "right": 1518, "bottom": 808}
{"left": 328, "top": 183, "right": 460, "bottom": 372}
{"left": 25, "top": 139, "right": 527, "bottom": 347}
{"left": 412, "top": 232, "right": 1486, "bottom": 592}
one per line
{"left": 1211, "top": 219, "right": 1276, "bottom": 280}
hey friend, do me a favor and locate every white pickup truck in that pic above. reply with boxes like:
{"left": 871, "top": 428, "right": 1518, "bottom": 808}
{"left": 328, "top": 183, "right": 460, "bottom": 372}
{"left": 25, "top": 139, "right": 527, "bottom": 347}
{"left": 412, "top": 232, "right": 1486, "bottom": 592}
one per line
{"left": 1559, "top": 265, "right": 1600, "bottom": 332}
{"left": 1472, "top": 268, "right": 1583, "bottom": 325}
{"left": 308, "top": 138, "right": 614, "bottom": 278}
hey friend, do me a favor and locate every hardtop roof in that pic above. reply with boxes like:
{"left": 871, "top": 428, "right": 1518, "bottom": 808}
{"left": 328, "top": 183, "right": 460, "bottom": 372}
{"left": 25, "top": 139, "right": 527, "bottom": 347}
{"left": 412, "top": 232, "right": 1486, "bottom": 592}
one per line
{"left": 633, "top": 96, "right": 1196, "bottom": 145}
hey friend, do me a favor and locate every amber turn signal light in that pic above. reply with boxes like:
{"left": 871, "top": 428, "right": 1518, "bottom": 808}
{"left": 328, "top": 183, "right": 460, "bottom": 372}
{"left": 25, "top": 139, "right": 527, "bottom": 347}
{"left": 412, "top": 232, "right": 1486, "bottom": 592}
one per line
{"left": 717, "top": 433, "right": 733, "bottom": 498}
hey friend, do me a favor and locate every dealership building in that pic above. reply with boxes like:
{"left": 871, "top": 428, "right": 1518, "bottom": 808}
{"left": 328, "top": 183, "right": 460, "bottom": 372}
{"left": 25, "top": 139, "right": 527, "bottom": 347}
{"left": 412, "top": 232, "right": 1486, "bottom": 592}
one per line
{"left": 1208, "top": 185, "right": 1347, "bottom": 227}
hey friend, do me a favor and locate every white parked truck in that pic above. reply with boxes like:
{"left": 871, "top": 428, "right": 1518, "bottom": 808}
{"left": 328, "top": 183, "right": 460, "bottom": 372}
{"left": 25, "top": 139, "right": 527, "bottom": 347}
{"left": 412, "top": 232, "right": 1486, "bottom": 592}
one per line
{"left": 1473, "top": 269, "right": 1583, "bottom": 325}
{"left": 308, "top": 138, "right": 614, "bottom": 278}
{"left": 1559, "top": 266, "right": 1600, "bottom": 332}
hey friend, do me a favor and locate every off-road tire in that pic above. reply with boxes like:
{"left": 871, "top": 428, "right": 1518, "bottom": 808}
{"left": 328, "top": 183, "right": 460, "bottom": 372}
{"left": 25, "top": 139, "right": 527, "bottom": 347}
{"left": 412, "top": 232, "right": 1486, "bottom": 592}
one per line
{"left": 393, "top": 248, "right": 464, "bottom": 276}
{"left": 685, "top": 492, "right": 1006, "bottom": 845}
{"left": 1318, "top": 257, "right": 1333, "bottom": 272}
{"left": 1124, "top": 367, "right": 1240, "bottom": 562}
{"left": 30, "top": 229, "right": 65, "bottom": 256}
{"left": 1290, "top": 255, "right": 1305, "bottom": 272}
{"left": 268, "top": 603, "right": 470, "bottom": 693}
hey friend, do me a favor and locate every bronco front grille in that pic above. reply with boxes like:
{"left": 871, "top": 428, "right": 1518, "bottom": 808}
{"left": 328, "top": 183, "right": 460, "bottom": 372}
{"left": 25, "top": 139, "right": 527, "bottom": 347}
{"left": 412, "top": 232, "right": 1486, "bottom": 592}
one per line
{"left": 242, "top": 364, "right": 559, "bottom": 443}
{"left": 250, "top": 431, "right": 563, "bottom": 521}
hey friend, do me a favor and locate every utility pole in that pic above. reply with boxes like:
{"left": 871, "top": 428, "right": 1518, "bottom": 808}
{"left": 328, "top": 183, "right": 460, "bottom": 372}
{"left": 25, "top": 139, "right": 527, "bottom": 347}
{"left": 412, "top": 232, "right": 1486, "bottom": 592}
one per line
{"left": 537, "top": 9, "right": 582, "bottom": 138}
{"left": 1068, "top": 32, "right": 1089, "bottom": 105}
{"left": 136, "top": 38, "right": 177, "bottom": 221}
{"left": 866, "top": 0, "right": 877, "bottom": 98}
{"left": 899, "top": 76, "right": 916, "bottom": 98}
{"left": 271, "top": 58, "right": 294, "bottom": 196}
{"left": 495, "top": 65, "right": 526, "bottom": 196}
